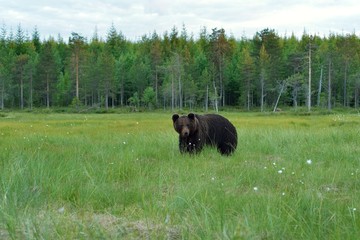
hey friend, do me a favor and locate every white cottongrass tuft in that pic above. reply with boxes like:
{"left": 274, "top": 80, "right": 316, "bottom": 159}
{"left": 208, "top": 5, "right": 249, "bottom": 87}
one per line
{"left": 57, "top": 207, "right": 65, "bottom": 214}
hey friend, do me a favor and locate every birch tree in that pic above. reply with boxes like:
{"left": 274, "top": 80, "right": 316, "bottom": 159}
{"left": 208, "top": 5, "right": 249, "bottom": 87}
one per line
{"left": 69, "top": 32, "right": 86, "bottom": 103}
{"left": 259, "top": 44, "right": 270, "bottom": 112}
{"left": 240, "top": 46, "right": 255, "bottom": 110}
{"left": 209, "top": 28, "right": 229, "bottom": 107}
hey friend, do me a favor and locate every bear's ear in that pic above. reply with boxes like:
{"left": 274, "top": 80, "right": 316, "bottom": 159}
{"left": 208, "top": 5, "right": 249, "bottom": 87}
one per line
{"left": 188, "top": 113, "right": 195, "bottom": 120}
{"left": 172, "top": 114, "right": 179, "bottom": 123}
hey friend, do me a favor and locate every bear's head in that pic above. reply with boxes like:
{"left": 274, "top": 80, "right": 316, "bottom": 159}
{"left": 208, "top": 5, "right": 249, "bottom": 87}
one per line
{"left": 172, "top": 113, "right": 198, "bottom": 138}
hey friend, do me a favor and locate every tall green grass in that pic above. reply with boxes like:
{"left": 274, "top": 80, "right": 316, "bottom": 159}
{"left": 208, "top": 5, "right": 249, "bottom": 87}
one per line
{"left": 0, "top": 112, "right": 359, "bottom": 239}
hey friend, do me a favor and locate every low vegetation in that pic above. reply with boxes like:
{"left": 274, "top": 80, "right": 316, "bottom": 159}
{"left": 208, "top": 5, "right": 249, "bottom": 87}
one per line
{"left": 0, "top": 111, "right": 359, "bottom": 239}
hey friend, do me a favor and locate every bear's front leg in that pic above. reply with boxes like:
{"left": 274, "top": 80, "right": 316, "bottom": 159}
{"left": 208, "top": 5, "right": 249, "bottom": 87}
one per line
{"left": 179, "top": 137, "right": 190, "bottom": 153}
{"left": 179, "top": 137, "right": 197, "bottom": 154}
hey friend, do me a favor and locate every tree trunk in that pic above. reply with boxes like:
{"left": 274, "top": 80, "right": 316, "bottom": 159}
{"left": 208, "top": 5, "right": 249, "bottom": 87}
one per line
{"left": 260, "top": 70, "right": 265, "bottom": 112}
{"left": 293, "top": 88, "right": 298, "bottom": 109}
{"left": 155, "top": 67, "right": 158, "bottom": 105}
{"left": 247, "top": 76, "right": 251, "bottom": 111}
{"left": 355, "top": 86, "right": 359, "bottom": 109}
{"left": 20, "top": 70, "right": 24, "bottom": 109}
{"left": 213, "top": 78, "right": 218, "bottom": 112}
{"left": 354, "top": 83, "right": 359, "bottom": 109}
{"left": 307, "top": 44, "right": 311, "bottom": 112}
{"left": 84, "top": 85, "right": 87, "bottom": 106}
{"left": 219, "top": 55, "right": 224, "bottom": 107}
{"left": 343, "top": 60, "right": 348, "bottom": 107}
{"left": 98, "top": 89, "right": 101, "bottom": 107}
{"left": 328, "top": 60, "right": 332, "bottom": 110}
{"left": 294, "top": 96, "right": 298, "bottom": 109}
{"left": 120, "top": 75, "right": 124, "bottom": 107}
{"left": 273, "top": 81, "right": 285, "bottom": 112}
{"left": 171, "top": 75, "right": 174, "bottom": 112}
{"left": 105, "top": 89, "right": 109, "bottom": 110}
{"left": 29, "top": 69, "right": 33, "bottom": 110}
{"left": 46, "top": 72, "right": 50, "bottom": 108}
{"left": 205, "top": 84, "right": 209, "bottom": 112}
{"left": 75, "top": 52, "right": 79, "bottom": 100}
{"left": 178, "top": 74, "right": 182, "bottom": 110}
{"left": 0, "top": 79, "right": 4, "bottom": 109}
{"left": 317, "top": 66, "right": 323, "bottom": 106}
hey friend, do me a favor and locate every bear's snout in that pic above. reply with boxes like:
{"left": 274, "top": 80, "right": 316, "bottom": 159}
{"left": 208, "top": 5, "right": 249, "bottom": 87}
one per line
{"left": 181, "top": 128, "right": 190, "bottom": 137}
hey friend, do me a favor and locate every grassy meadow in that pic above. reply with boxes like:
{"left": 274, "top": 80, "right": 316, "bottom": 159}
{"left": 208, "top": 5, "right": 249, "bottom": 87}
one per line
{"left": 0, "top": 111, "right": 359, "bottom": 239}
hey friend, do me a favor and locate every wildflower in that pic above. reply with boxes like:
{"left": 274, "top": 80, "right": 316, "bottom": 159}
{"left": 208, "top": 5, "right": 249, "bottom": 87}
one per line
{"left": 123, "top": 141, "right": 126, "bottom": 144}
{"left": 211, "top": 177, "right": 215, "bottom": 181}
{"left": 253, "top": 187, "right": 258, "bottom": 191}
{"left": 306, "top": 159, "right": 312, "bottom": 165}
{"left": 282, "top": 192, "right": 285, "bottom": 196}
{"left": 278, "top": 170, "right": 283, "bottom": 174}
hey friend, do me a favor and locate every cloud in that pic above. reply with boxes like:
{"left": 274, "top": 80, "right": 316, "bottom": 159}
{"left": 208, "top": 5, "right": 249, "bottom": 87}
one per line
{"left": 1, "top": 0, "right": 360, "bottom": 41}
{"left": 144, "top": 0, "right": 170, "bottom": 15}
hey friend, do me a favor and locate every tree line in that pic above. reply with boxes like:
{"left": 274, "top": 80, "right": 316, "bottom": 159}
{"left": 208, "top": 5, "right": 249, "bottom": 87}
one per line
{"left": 1, "top": 24, "right": 360, "bottom": 112}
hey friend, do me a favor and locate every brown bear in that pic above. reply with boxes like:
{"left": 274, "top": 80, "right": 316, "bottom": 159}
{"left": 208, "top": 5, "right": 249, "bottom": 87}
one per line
{"left": 172, "top": 113, "right": 237, "bottom": 155}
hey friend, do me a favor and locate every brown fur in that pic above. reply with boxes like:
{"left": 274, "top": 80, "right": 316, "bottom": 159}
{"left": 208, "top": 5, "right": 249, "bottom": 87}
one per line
{"left": 172, "top": 113, "right": 237, "bottom": 155}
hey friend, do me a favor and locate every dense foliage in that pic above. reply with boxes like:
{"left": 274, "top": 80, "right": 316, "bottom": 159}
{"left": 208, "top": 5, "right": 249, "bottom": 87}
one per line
{"left": 1, "top": 24, "right": 360, "bottom": 111}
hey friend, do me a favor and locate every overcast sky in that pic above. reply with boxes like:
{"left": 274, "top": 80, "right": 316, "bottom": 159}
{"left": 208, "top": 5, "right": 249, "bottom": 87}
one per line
{"left": 1, "top": 0, "right": 360, "bottom": 41}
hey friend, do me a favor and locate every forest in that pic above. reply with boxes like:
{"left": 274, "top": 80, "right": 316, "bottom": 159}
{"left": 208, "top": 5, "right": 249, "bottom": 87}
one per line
{"left": 1, "top": 24, "right": 360, "bottom": 111}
